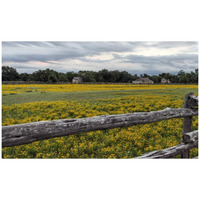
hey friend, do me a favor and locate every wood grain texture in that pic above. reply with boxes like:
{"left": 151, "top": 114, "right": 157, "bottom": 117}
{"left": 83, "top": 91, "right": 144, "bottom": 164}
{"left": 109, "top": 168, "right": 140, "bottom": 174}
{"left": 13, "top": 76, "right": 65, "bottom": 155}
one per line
{"left": 188, "top": 95, "right": 198, "bottom": 108}
{"left": 2, "top": 108, "right": 198, "bottom": 147}
{"left": 136, "top": 135, "right": 198, "bottom": 159}
{"left": 183, "top": 130, "right": 198, "bottom": 143}
{"left": 181, "top": 93, "right": 194, "bottom": 158}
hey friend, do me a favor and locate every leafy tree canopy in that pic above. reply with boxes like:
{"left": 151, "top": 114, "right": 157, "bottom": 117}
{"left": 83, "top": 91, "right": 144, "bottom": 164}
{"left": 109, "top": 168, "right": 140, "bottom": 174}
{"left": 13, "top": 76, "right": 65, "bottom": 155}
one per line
{"left": 2, "top": 66, "right": 198, "bottom": 84}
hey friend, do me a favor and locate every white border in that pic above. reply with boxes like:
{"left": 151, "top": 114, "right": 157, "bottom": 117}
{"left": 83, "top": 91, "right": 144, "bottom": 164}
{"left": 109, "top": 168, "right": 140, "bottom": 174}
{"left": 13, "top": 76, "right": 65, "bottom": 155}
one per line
{"left": 0, "top": 1, "right": 199, "bottom": 200}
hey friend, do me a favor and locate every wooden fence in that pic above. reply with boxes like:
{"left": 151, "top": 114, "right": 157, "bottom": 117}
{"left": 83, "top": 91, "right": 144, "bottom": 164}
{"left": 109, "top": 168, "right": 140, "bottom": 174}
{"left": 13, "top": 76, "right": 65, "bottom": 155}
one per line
{"left": 2, "top": 93, "right": 198, "bottom": 158}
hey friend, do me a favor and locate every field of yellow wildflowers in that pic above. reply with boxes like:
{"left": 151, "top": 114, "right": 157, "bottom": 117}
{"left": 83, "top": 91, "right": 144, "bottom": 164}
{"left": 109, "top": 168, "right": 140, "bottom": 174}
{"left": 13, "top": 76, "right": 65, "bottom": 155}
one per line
{"left": 2, "top": 84, "right": 198, "bottom": 158}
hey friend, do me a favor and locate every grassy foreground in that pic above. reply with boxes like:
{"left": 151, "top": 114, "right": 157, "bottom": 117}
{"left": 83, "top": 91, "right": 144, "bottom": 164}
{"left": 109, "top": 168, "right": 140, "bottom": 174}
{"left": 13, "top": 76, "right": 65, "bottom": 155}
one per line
{"left": 2, "top": 84, "right": 198, "bottom": 158}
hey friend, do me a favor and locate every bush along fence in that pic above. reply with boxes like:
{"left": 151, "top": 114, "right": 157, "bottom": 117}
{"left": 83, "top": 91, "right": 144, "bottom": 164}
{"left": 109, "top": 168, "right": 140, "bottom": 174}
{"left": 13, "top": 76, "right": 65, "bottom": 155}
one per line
{"left": 2, "top": 93, "right": 198, "bottom": 159}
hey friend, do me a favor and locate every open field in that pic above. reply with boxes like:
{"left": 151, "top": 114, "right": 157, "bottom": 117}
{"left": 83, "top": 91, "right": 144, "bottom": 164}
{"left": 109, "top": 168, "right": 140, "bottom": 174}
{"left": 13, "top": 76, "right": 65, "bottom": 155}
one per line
{"left": 2, "top": 84, "right": 198, "bottom": 158}
{"left": 2, "top": 84, "right": 198, "bottom": 105}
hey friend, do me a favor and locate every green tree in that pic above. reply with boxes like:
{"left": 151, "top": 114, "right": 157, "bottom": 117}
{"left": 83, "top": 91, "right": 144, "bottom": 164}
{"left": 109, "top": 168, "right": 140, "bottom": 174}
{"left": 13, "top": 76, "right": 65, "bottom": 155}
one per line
{"left": 118, "top": 71, "right": 133, "bottom": 83}
{"left": 19, "top": 73, "right": 32, "bottom": 81}
{"left": 78, "top": 71, "right": 97, "bottom": 82}
{"left": 66, "top": 72, "right": 78, "bottom": 82}
{"left": 98, "top": 69, "right": 110, "bottom": 82}
{"left": 58, "top": 73, "right": 69, "bottom": 82}
{"left": 151, "top": 75, "right": 160, "bottom": 83}
{"left": 190, "top": 69, "right": 198, "bottom": 83}
{"left": 109, "top": 70, "right": 121, "bottom": 82}
{"left": 48, "top": 73, "right": 58, "bottom": 83}
{"left": 2, "top": 66, "right": 19, "bottom": 81}
{"left": 132, "top": 74, "right": 139, "bottom": 81}
{"left": 32, "top": 68, "right": 59, "bottom": 82}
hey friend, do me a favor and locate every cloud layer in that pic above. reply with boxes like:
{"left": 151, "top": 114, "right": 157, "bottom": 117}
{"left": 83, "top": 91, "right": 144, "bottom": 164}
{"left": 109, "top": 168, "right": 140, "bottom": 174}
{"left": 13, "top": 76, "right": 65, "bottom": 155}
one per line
{"left": 2, "top": 41, "right": 198, "bottom": 74}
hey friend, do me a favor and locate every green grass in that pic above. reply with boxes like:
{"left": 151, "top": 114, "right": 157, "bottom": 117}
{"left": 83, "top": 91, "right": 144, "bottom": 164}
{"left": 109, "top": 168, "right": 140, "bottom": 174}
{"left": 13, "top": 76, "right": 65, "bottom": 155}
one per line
{"left": 2, "top": 87, "right": 198, "bottom": 106}
{"left": 2, "top": 85, "right": 198, "bottom": 158}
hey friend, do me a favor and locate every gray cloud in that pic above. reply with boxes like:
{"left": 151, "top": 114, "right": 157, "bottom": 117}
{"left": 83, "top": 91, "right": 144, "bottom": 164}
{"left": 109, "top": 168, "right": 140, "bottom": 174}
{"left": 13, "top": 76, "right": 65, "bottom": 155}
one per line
{"left": 2, "top": 41, "right": 198, "bottom": 74}
{"left": 149, "top": 41, "right": 197, "bottom": 48}
{"left": 2, "top": 41, "right": 136, "bottom": 63}
{"left": 115, "top": 53, "right": 198, "bottom": 74}
{"left": 118, "top": 53, "right": 198, "bottom": 65}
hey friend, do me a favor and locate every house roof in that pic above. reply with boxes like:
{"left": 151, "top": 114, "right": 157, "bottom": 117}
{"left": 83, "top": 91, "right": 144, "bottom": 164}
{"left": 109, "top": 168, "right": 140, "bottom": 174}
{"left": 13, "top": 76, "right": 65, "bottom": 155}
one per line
{"left": 135, "top": 77, "right": 154, "bottom": 82}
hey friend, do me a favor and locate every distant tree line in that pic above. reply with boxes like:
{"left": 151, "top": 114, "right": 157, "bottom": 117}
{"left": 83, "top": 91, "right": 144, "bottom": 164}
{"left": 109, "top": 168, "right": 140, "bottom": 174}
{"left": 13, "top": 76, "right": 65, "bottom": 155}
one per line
{"left": 2, "top": 66, "right": 198, "bottom": 84}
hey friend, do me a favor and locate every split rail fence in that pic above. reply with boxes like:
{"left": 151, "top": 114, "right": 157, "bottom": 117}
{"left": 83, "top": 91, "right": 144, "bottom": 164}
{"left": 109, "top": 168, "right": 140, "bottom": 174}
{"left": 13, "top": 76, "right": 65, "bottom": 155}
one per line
{"left": 2, "top": 92, "right": 198, "bottom": 159}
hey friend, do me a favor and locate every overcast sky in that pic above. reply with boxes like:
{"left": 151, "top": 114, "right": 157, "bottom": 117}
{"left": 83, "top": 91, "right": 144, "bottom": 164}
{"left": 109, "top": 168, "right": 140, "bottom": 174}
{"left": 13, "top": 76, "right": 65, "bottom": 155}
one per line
{"left": 2, "top": 41, "right": 198, "bottom": 75}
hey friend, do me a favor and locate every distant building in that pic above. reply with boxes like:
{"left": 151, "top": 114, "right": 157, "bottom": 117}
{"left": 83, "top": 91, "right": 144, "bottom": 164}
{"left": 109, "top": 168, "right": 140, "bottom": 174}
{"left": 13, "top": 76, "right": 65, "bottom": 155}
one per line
{"left": 72, "top": 77, "right": 83, "bottom": 84}
{"left": 161, "top": 78, "right": 170, "bottom": 84}
{"left": 132, "top": 77, "right": 154, "bottom": 84}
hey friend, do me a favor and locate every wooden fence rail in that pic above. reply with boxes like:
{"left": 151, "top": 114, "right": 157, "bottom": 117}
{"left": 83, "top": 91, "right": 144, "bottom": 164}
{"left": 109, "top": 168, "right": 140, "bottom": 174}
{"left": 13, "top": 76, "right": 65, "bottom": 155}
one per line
{"left": 2, "top": 93, "right": 199, "bottom": 159}
{"left": 2, "top": 108, "right": 198, "bottom": 148}
{"left": 136, "top": 130, "right": 198, "bottom": 159}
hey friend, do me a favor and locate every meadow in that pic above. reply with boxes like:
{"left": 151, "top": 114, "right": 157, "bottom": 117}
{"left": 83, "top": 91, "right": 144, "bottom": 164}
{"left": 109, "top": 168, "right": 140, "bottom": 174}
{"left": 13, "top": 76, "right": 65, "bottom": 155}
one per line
{"left": 2, "top": 84, "right": 198, "bottom": 158}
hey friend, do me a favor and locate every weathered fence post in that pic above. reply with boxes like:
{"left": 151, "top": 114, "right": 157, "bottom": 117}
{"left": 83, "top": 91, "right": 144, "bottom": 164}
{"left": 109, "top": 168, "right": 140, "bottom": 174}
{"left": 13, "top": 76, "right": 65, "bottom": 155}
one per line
{"left": 181, "top": 93, "right": 193, "bottom": 158}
